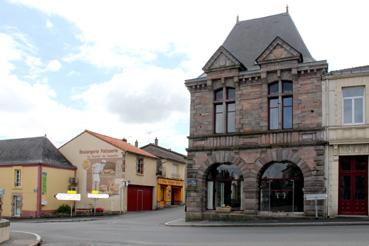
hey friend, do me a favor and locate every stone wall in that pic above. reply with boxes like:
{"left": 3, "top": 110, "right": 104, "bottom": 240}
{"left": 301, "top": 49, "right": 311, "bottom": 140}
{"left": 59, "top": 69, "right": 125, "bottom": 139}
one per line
{"left": 0, "top": 219, "right": 10, "bottom": 243}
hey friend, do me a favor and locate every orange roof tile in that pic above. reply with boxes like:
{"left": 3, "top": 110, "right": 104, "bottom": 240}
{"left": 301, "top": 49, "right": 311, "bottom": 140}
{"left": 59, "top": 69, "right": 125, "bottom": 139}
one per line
{"left": 85, "top": 130, "right": 157, "bottom": 159}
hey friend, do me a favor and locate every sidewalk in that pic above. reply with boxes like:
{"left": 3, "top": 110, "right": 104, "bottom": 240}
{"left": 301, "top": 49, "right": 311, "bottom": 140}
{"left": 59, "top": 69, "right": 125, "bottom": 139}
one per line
{"left": 2, "top": 231, "right": 41, "bottom": 246}
{"left": 165, "top": 217, "right": 369, "bottom": 227}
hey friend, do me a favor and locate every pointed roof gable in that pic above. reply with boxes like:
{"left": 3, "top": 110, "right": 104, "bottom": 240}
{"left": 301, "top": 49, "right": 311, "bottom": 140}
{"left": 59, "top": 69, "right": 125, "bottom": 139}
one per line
{"left": 256, "top": 36, "right": 302, "bottom": 64}
{"left": 85, "top": 130, "right": 157, "bottom": 159}
{"left": 0, "top": 136, "right": 76, "bottom": 169}
{"left": 222, "top": 13, "right": 314, "bottom": 70}
{"left": 203, "top": 46, "right": 245, "bottom": 72}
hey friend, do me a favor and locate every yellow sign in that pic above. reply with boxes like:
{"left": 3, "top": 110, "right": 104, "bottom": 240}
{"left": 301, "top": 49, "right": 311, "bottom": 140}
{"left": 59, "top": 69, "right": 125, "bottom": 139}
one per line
{"left": 157, "top": 178, "right": 183, "bottom": 187}
{"left": 92, "top": 190, "right": 99, "bottom": 194}
{"left": 67, "top": 190, "right": 77, "bottom": 194}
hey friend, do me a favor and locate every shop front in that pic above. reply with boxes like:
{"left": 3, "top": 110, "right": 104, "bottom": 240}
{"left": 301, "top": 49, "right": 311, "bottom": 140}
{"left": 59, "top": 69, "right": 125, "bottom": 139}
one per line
{"left": 157, "top": 178, "right": 184, "bottom": 208}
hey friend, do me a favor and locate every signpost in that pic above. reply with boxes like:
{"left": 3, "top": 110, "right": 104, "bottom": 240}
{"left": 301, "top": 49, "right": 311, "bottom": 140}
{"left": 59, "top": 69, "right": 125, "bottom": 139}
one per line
{"left": 304, "top": 193, "right": 327, "bottom": 219}
{"left": 55, "top": 192, "right": 81, "bottom": 217}
{"left": 87, "top": 190, "right": 109, "bottom": 215}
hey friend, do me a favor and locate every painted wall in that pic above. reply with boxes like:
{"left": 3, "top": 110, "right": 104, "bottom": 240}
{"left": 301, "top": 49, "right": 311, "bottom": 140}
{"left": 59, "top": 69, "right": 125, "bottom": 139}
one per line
{"left": 323, "top": 73, "right": 369, "bottom": 217}
{"left": 59, "top": 132, "right": 157, "bottom": 212}
{"left": 40, "top": 166, "right": 75, "bottom": 214}
{"left": 0, "top": 166, "right": 38, "bottom": 217}
{"left": 162, "top": 159, "right": 186, "bottom": 202}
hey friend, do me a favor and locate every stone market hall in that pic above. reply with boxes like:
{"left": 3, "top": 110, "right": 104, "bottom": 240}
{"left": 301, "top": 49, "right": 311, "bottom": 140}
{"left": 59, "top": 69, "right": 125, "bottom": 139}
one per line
{"left": 185, "top": 12, "right": 328, "bottom": 220}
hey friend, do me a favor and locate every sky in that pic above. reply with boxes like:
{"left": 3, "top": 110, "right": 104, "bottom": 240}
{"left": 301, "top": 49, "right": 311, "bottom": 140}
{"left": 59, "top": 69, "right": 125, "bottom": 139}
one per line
{"left": 0, "top": 0, "right": 368, "bottom": 154}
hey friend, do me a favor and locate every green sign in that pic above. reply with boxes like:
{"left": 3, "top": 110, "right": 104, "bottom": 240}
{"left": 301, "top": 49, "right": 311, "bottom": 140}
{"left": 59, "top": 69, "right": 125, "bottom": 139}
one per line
{"left": 42, "top": 172, "right": 47, "bottom": 194}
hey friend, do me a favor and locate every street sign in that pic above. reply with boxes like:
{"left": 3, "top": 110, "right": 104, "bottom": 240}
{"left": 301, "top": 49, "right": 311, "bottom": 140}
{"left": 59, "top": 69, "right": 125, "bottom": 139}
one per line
{"left": 55, "top": 193, "right": 81, "bottom": 201}
{"left": 88, "top": 193, "right": 109, "bottom": 199}
{"left": 304, "top": 193, "right": 327, "bottom": 200}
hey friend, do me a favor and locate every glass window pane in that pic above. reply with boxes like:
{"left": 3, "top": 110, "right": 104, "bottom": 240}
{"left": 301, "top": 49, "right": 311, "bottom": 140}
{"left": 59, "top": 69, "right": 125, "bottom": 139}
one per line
{"left": 283, "top": 97, "right": 292, "bottom": 106}
{"left": 282, "top": 81, "right": 293, "bottom": 93}
{"left": 269, "top": 108, "right": 279, "bottom": 129}
{"left": 214, "top": 89, "right": 223, "bottom": 101}
{"left": 268, "top": 82, "right": 279, "bottom": 94}
{"left": 227, "top": 111, "right": 235, "bottom": 132}
{"left": 283, "top": 106, "right": 292, "bottom": 129}
{"left": 340, "top": 176, "right": 351, "bottom": 200}
{"left": 227, "top": 88, "right": 235, "bottom": 100}
{"left": 343, "top": 86, "right": 364, "bottom": 97}
{"left": 215, "top": 104, "right": 224, "bottom": 133}
{"left": 269, "top": 98, "right": 278, "bottom": 108}
{"left": 354, "top": 98, "right": 364, "bottom": 123}
{"left": 343, "top": 99, "right": 352, "bottom": 124}
{"left": 355, "top": 176, "right": 366, "bottom": 200}
{"left": 355, "top": 156, "right": 368, "bottom": 170}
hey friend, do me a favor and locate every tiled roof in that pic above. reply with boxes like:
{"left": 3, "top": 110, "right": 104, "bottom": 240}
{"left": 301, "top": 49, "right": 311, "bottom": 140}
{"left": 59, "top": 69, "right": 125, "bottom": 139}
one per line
{"left": 0, "top": 136, "right": 76, "bottom": 169}
{"left": 141, "top": 143, "right": 186, "bottom": 164}
{"left": 222, "top": 13, "right": 314, "bottom": 70}
{"left": 85, "top": 130, "right": 157, "bottom": 159}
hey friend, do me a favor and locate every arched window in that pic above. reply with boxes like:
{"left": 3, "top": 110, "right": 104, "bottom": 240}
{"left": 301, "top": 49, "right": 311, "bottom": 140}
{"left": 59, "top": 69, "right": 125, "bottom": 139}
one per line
{"left": 214, "top": 87, "right": 236, "bottom": 133}
{"left": 259, "top": 162, "right": 303, "bottom": 212}
{"left": 206, "top": 163, "right": 243, "bottom": 210}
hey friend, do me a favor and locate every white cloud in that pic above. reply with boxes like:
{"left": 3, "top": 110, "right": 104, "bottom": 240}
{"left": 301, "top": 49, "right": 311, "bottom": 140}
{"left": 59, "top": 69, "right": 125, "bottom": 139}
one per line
{"left": 46, "top": 19, "right": 53, "bottom": 29}
{"left": 45, "top": 59, "right": 62, "bottom": 72}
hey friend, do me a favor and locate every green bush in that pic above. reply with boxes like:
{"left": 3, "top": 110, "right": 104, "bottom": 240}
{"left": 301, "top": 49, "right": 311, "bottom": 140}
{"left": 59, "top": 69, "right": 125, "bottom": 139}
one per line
{"left": 56, "top": 204, "right": 71, "bottom": 214}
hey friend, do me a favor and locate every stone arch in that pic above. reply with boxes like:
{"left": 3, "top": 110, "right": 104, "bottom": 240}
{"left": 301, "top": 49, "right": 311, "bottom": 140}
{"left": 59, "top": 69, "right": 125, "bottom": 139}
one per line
{"left": 195, "top": 151, "right": 247, "bottom": 212}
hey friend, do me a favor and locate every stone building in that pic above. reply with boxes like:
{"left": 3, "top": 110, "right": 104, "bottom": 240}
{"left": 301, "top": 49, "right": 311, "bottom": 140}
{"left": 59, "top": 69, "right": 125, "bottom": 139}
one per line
{"left": 185, "top": 12, "right": 328, "bottom": 220}
{"left": 323, "top": 66, "right": 369, "bottom": 217}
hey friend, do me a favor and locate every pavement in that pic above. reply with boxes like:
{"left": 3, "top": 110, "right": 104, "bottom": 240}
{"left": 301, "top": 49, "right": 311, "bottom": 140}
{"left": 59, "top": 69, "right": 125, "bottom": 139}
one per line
{"left": 2, "top": 231, "right": 41, "bottom": 246}
{"left": 165, "top": 216, "right": 369, "bottom": 227}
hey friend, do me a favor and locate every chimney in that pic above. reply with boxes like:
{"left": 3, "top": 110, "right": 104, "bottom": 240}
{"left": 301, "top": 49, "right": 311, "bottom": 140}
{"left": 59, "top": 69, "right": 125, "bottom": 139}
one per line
{"left": 154, "top": 137, "right": 158, "bottom": 146}
{"left": 135, "top": 140, "right": 138, "bottom": 147}
{"left": 122, "top": 138, "right": 127, "bottom": 142}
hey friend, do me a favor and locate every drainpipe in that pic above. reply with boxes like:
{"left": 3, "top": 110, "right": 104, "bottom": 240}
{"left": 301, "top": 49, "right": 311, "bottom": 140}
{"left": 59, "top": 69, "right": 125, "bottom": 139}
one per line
{"left": 37, "top": 165, "right": 42, "bottom": 218}
{"left": 324, "top": 77, "right": 330, "bottom": 218}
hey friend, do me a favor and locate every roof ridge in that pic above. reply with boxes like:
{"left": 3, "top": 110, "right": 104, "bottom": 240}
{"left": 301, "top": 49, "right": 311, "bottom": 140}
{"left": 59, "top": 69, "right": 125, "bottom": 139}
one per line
{"left": 0, "top": 136, "right": 46, "bottom": 142}
{"left": 141, "top": 143, "right": 187, "bottom": 158}
{"left": 236, "top": 12, "right": 288, "bottom": 25}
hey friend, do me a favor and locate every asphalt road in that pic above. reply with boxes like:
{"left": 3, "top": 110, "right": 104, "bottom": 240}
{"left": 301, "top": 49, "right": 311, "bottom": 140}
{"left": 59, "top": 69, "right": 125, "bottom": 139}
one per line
{"left": 10, "top": 207, "right": 369, "bottom": 246}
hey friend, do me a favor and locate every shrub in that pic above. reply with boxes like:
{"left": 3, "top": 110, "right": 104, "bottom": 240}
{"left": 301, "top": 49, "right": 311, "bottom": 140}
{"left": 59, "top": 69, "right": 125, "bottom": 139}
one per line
{"left": 56, "top": 204, "right": 71, "bottom": 214}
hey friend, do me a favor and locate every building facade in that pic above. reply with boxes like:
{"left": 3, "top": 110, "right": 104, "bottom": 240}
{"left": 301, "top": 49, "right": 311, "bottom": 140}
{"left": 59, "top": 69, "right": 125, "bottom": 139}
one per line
{"left": 323, "top": 66, "right": 369, "bottom": 217}
{"left": 141, "top": 138, "right": 187, "bottom": 208}
{"left": 0, "top": 137, "right": 76, "bottom": 218}
{"left": 185, "top": 13, "right": 328, "bottom": 220}
{"left": 59, "top": 130, "right": 157, "bottom": 213}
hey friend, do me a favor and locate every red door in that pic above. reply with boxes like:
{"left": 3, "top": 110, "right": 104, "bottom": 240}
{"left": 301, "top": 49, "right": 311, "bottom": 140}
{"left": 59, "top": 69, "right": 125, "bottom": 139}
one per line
{"left": 127, "top": 185, "right": 153, "bottom": 211}
{"left": 338, "top": 156, "right": 368, "bottom": 215}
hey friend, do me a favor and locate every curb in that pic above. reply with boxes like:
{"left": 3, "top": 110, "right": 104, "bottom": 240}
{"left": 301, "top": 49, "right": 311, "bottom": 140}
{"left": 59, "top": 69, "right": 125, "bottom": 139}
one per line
{"left": 12, "top": 231, "right": 42, "bottom": 246}
{"left": 164, "top": 218, "right": 369, "bottom": 227}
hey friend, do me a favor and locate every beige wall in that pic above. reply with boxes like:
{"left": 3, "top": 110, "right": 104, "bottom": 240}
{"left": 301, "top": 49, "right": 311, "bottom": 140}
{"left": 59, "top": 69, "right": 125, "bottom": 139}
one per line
{"left": 59, "top": 132, "right": 157, "bottom": 212}
{"left": 41, "top": 167, "right": 75, "bottom": 213}
{"left": 323, "top": 74, "right": 369, "bottom": 217}
{"left": 162, "top": 159, "right": 186, "bottom": 202}
{"left": 0, "top": 166, "right": 38, "bottom": 217}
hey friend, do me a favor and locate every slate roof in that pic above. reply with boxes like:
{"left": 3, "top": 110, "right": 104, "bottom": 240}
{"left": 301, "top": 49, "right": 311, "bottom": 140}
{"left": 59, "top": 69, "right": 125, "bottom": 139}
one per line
{"left": 222, "top": 13, "right": 314, "bottom": 70}
{"left": 0, "top": 136, "right": 76, "bottom": 169}
{"left": 141, "top": 143, "right": 186, "bottom": 164}
{"left": 85, "top": 130, "right": 157, "bottom": 159}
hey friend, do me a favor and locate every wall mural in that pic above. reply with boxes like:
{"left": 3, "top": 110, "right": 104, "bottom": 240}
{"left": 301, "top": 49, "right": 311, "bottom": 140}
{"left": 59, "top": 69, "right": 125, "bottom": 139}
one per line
{"left": 80, "top": 148, "right": 125, "bottom": 196}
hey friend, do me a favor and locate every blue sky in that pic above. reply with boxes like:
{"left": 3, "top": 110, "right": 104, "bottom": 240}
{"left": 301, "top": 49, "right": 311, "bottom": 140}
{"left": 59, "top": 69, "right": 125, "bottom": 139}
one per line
{"left": 0, "top": 0, "right": 368, "bottom": 153}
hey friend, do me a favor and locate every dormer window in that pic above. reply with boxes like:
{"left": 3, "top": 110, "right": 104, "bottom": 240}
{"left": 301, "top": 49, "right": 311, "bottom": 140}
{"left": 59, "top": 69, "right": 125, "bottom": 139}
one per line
{"left": 214, "top": 87, "right": 236, "bottom": 133}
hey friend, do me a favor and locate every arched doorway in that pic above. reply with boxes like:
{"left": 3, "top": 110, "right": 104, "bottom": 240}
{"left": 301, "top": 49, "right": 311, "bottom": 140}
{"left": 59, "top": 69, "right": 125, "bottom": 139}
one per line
{"left": 259, "top": 162, "right": 304, "bottom": 212}
{"left": 206, "top": 163, "right": 244, "bottom": 210}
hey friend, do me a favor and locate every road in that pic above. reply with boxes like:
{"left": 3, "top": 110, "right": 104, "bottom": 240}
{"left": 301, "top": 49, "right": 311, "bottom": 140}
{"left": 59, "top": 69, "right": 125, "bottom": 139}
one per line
{"left": 10, "top": 207, "right": 369, "bottom": 246}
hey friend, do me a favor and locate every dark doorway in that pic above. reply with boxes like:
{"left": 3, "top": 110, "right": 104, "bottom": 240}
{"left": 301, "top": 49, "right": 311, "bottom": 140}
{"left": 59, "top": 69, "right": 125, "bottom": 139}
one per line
{"left": 338, "top": 156, "right": 368, "bottom": 215}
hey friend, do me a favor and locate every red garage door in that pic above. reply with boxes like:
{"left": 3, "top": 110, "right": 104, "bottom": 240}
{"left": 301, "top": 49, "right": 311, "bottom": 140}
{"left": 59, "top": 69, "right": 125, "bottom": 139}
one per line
{"left": 127, "top": 185, "right": 153, "bottom": 211}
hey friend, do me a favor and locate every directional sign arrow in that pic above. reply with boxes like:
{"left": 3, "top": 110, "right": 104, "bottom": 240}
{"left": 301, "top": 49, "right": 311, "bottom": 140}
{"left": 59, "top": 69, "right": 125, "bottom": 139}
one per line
{"left": 55, "top": 193, "right": 81, "bottom": 201}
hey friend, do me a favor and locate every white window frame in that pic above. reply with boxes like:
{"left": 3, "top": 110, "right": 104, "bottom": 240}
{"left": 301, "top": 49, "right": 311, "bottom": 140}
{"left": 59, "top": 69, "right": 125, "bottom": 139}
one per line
{"left": 342, "top": 86, "right": 365, "bottom": 125}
